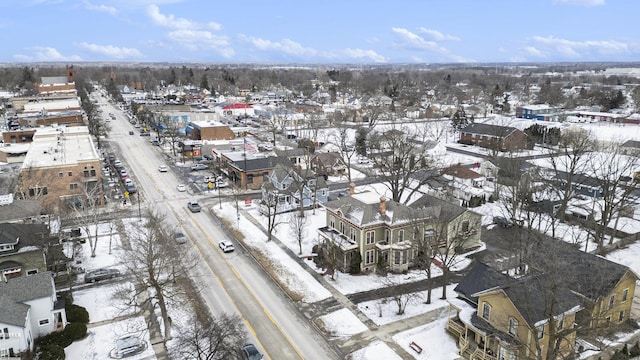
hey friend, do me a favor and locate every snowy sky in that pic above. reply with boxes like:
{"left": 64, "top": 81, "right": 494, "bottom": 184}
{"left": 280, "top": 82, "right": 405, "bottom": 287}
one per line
{"left": 3, "top": 0, "right": 639, "bottom": 63}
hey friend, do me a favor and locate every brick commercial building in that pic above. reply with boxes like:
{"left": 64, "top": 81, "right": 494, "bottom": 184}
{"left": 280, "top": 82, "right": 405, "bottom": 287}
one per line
{"left": 17, "top": 126, "right": 103, "bottom": 213}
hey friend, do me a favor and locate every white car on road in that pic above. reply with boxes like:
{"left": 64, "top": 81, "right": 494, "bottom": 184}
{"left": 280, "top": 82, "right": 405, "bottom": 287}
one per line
{"left": 176, "top": 184, "right": 186, "bottom": 192}
{"left": 158, "top": 165, "right": 168, "bottom": 172}
{"left": 218, "top": 240, "right": 235, "bottom": 253}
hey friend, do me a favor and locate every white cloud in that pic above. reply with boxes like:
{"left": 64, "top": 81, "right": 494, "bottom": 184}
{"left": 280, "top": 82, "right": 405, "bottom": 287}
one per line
{"left": 83, "top": 1, "right": 117, "bottom": 16}
{"left": 530, "top": 35, "right": 629, "bottom": 58}
{"left": 391, "top": 27, "right": 470, "bottom": 62}
{"left": 339, "top": 48, "right": 387, "bottom": 63}
{"left": 19, "top": 47, "right": 82, "bottom": 61}
{"left": 240, "top": 35, "right": 318, "bottom": 58}
{"left": 77, "top": 42, "right": 143, "bottom": 59}
{"left": 524, "top": 46, "right": 548, "bottom": 58}
{"left": 554, "top": 0, "right": 605, "bottom": 6}
{"left": 146, "top": 4, "right": 220, "bottom": 31}
{"left": 167, "top": 30, "right": 234, "bottom": 58}
{"left": 417, "top": 27, "right": 460, "bottom": 41}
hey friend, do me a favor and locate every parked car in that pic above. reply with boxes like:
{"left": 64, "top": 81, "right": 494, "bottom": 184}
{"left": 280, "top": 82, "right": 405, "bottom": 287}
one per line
{"left": 128, "top": 130, "right": 134, "bottom": 135}
{"left": 216, "top": 178, "right": 229, "bottom": 188}
{"left": 191, "top": 164, "right": 208, "bottom": 171}
{"left": 176, "top": 184, "right": 187, "bottom": 192}
{"left": 204, "top": 175, "right": 217, "bottom": 183}
{"left": 140, "top": 132, "right": 151, "bottom": 137}
{"left": 241, "top": 344, "right": 264, "bottom": 360}
{"left": 175, "top": 230, "right": 187, "bottom": 244}
{"left": 158, "top": 165, "right": 168, "bottom": 172}
{"left": 125, "top": 183, "right": 137, "bottom": 194}
{"left": 218, "top": 240, "right": 235, "bottom": 253}
{"left": 187, "top": 200, "right": 201, "bottom": 213}
{"left": 493, "top": 216, "right": 514, "bottom": 228}
{"left": 84, "top": 268, "right": 121, "bottom": 283}
{"left": 112, "top": 335, "right": 147, "bottom": 358}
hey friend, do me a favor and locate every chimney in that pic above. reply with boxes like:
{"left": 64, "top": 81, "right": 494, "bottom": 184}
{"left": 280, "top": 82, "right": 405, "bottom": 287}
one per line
{"left": 349, "top": 182, "right": 356, "bottom": 196}
{"left": 379, "top": 196, "right": 386, "bottom": 216}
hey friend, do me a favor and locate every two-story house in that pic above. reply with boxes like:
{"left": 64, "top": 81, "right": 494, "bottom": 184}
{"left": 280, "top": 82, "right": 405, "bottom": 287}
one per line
{"left": 448, "top": 237, "right": 638, "bottom": 360}
{"left": 317, "top": 186, "right": 481, "bottom": 273}
{"left": 447, "top": 262, "right": 582, "bottom": 360}
{"left": 261, "top": 162, "right": 329, "bottom": 214}
{"left": 0, "top": 223, "right": 50, "bottom": 281}
{"left": 441, "top": 165, "right": 490, "bottom": 204}
{"left": 0, "top": 272, "right": 67, "bottom": 357}
{"left": 459, "top": 123, "right": 528, "bottom": 152}
{"left": 311, "top": 152, "right": 347, "bottom": 177}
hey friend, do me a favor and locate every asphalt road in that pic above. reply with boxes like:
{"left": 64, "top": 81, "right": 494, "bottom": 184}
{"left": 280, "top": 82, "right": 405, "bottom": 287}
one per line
{"left": 97, "top": 93, "right": 339, "bottom": 360}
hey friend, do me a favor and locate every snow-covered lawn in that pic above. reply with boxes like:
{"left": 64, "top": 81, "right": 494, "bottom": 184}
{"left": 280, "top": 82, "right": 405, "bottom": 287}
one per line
{"left": 347, "top": 340, "right": 403, "bottom": 360}
{"left": 356, "top": 284, "right": 457, "bottom": 326}
{"left": 213, "top": 203, "right": 332, "bottom": 303}
{"left": 65, "top": 316, "right": 154, "bottom": 360}
{"left": 73, "top": 283, "right": 135, "bottom": 323}
{"left": 392, "top": 317, "right": 459, "bottom": 359}
{"left": 68, "top": 222, "right": 125, "bottom": 276}
{"left": 316, "top": 308, "right": 368, "bottom": 337}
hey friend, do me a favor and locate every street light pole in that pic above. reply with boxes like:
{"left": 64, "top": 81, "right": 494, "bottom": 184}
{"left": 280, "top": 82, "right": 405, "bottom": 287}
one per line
{"left": 137, "top": 192, "right": 141, "bottom": 221}
{"left": 218, "top": 181, "right": 222, "bottom": 209}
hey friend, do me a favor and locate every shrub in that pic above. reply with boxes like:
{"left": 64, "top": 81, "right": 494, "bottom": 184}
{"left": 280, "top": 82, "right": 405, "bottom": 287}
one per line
{"left": 65, "top": 304, "right": 89, "bottom": 324}
{"left": 37, "top": 344, "right": 65, "bottom": 360}
{"left": 63, "top": 323, "right": 87, "bottom": 343}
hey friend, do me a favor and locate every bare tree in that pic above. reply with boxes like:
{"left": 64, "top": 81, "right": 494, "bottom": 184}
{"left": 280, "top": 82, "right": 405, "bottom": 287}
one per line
{"left": 587, "top": 142, "right": 640, "bottom": 250}
{"left": 288, "top": 212, "right": 308, "bottom": 255}
{"left": 157, "top": 113, "right": 183, "bottom": 157}
{"left": 114, "top": 210, "right": 195, "bottom": 341}
{"left": 368, "top": 125, "right": 440, "bottom": 203}
{"left": 328, "top": 122, "right": 358, "bottom": 183}
{"left": 543, "top": 127, "right": 595, "bottom": 238}
{"left": 64, "top": 178, "right": 105, "bottom": 258}
{"left": 260, "top": 193, "right": 285, "bottom": 242}
{"left": 381, "top": 279, "right": 420, "bottom": 315}
{"left": 410, "top": 220, "right": 438, "bottom": 304}
{"left": 172, "top": 313, "right": 247, "bottom": 360}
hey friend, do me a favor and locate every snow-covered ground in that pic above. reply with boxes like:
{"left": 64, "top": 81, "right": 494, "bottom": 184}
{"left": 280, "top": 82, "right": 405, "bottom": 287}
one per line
{"left": 392, "top": 317, "right": 460, "bottom": 359}
{"left": 317, "top": 308, "right": 368, "bottom": 337}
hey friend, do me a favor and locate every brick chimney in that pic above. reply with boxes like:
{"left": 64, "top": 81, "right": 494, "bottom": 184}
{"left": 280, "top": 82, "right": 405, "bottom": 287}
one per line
{"left": 379, "top": 196, "right": 387, "bottom": 216}
{"left": 349, "top": 182, "right": 356, "bottom": 196}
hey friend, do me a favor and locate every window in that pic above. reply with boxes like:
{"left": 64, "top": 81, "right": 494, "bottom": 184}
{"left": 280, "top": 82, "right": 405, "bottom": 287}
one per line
{"left": 537, "top": 325, "right": 544, "bottom": 339}
{"left": 365, "top": 249, "right": 375, "bottom": 265}
{"left": 68, "top": 171, "right": 72, "bottom": 176}
{"left": 461, "top": 220, "right": 470, "bottom": 233}
{"left": 398, "top": 230, "right": 404, "bottom": 243}
{"left": 83, "top": 169, "right": 89, "bottom": 177}
{"left": 385, "top": 229, "right": 390, "bottom": 242}
{"left": 329, "top": 216, "right": 335, "bottom": 229}
{"left": 508, "top": 317, "right": 518, "bottom": 335}
{"left": 558, "top": 316, "right": 564, "bottom": 330}
{"left": 482, "top": 302, "right": 491, "bottom": 320}
{"left": 70, "top": 183, "right": 78, "bottom": 190}
{"left": 366, "top": 231, "right": 375, "bottom": 245}
{"left": 27, "top": 269, "right": 38, "bottom": 276}
{"left": 622, "top": 288, "right": 629, "bottom": 302}
{"left": 90, "top": 169, "right": 96, "bottom": 176}
{"left": 609, "top": 295, "right": 615, "bottom": 309}
{"left": 58, "top": 172, "right": 63, "bottom": 178}
{"left": 38, "top": 319, "right": 50, "bottom": 326}
{"left": 28, "top": 186, "right": 48, "bottom": 197}
{"left": 394, "top": 250, "right": 400, "bottom": 264}
{"left": 619, "top": 311, "right": 625, "bottom": 322}
{"left": 1, "top": 328, "right": 8, "bottom": 340}
{"left": 339, "top": 222, "right": 345, "bottom": 234}
{"left": 350, "top": 228, "right": 356, "bottom": 242}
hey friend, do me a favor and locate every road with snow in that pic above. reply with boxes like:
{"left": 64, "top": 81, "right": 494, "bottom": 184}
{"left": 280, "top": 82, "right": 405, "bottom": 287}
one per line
{"left": 97, "top": 92, "right": 339, "bottom": 360}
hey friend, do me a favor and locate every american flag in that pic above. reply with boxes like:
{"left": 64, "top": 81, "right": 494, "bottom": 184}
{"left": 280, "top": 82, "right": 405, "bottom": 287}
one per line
{"left": 244, "top": 138, "right": 257, "bottom": 152}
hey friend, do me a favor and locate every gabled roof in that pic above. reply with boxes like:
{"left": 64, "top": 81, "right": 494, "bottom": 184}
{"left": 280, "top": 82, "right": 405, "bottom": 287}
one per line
{"left": 0, "top": 223, "right": 50, "bottom": 247}
{"left": 0, "top": 271, "right": 55, "bottom": 327}
{"left": 409, "top": 193, "right": 473, "bottom": 222}
{"left": 441, "top": 165, "right": 484, "bottom": 180}
{"left": 324, "top": 191, "right": 432, "bottom": 227}
{"left": 454, "top": 261, "right": 510, "bottom": 305}
{"left": 499, "top": 274, "right": 582, "bottom": 328}
{"left": 528, "top": 237, "right": 635, "bottom": 301}
{"left": 461, "top": 123, "right": 520, "bottom": 137}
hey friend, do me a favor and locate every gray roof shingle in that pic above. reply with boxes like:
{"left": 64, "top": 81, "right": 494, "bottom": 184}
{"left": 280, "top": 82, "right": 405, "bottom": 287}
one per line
{"left": 0, "top": 272, "right": 55, "bottom": 327}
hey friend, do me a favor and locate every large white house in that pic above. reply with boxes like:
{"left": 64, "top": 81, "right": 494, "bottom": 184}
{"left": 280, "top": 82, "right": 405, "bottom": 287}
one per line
{"left": 0, "top": 272, "right": 67, "bottom": 357}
